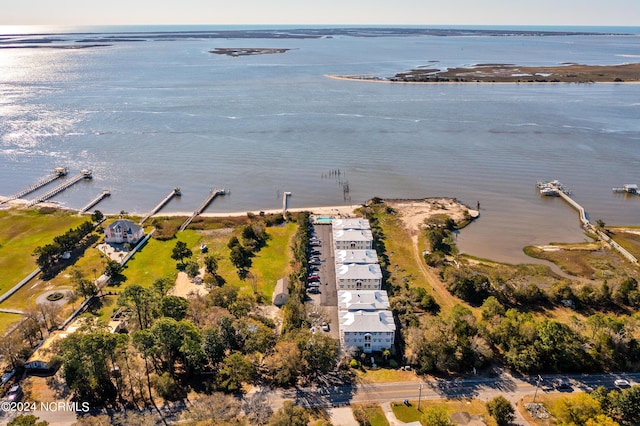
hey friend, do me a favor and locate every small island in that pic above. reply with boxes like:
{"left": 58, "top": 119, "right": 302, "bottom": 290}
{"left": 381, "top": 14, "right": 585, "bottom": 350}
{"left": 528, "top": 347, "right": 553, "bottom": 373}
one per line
{"left": 210, "top": 47, "right": 292, "bottom": 57}
{"left": 329, "top": 62, "right": 640, "bottom": 84}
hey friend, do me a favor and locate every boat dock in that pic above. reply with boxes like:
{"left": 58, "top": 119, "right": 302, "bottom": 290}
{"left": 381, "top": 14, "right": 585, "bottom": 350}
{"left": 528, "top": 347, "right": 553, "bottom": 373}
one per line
{"left": 140, "top": 187, "right": 181, "bottom": 224}
{"left": 2, "top": 167, "right": 68, "bottom": 204}
{"left": 612, "top": 184, "right": 638, "bottom": 195}
{"left": 179, "top": 188, "right": 226, "bottom": 231}
{"left": 26, "top": 169, "right": 92, "bottom": 207}
{"left": 536, "top": 180, "right": 571, "bottom": 197}
{"left": 79, "top": 190, "right": 111, "bottom": 214}
{"left": 541, "top": 180, "right": 637, "bottom": 264}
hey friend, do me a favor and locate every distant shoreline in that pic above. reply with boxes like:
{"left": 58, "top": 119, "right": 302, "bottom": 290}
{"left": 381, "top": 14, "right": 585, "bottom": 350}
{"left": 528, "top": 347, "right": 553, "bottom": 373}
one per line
{"left": 327, "top": 62, "right": 640, "bottom": 85}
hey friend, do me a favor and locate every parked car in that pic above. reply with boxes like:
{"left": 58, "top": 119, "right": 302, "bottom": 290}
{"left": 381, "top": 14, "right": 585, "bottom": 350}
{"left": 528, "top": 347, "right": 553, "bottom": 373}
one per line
{"left": 307, "top": 287, "right": 320, "bottom": 294}
{"left": 555, "top": 379, "right": 571, "bottom": 390}
{"left": 311, "top": 250, "right": 321, "bottom": 256}
{"left": 321, "top": 322, "right": 330, "bottom": 332}
{"left": 308, "top": 276, "right": 320, "bottom": 283}
{"left": 614, "top": 379, "right": 631, "bottom": 387}
{"left": 311, "top": 242, "right": 321, "bottom": 247}
{"left": 7, "top": 384, "right": 22, "bottom": 401}
{"left": 1, "top": 370, "right": 16, "bottom": 387}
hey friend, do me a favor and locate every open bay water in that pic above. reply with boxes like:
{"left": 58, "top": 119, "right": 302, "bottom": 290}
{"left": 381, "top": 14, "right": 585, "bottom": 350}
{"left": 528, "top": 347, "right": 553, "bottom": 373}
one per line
{"left": 0, "top": 26, "right": 639, "bottom": 262}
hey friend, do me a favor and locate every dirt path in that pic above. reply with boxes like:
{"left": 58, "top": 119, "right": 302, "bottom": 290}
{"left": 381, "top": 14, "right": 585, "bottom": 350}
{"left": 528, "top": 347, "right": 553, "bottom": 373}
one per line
{"left": 410, "top": 234, "right": 459, "bottom": 313}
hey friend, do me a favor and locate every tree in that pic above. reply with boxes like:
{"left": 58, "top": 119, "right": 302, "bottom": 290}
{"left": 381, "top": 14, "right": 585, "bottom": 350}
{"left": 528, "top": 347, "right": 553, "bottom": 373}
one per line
{"left": 230, "top": 244, "right": 252, "bottom": 278}
{"left": 243, "top": 391, "right": 273, "bottom": 426}
{"left": 183, "top": 393, "right": 244, "bottom": 424}
{"left": 204, "top": 255, "right": 219, "bottom": 275}
{"left": 159, "top": 295, "right": 189, "bottom": 321}
{"left": 133, "top": 318, "right": 204, "bottom": 378}
{"left": 218, "top": 353, "right": 254, "bottom": 394}
{"left": 7, "top": 415, "right": 49, "bottom": 426}
{"left": 71, "top": 267, "right": 98, "bottom": 298}
{"left": 171, "top": 241, "right": 192, "bottom": 266}
{"left": 421, "top": 406, "right": 454, "bottom": 426}
{"left": 585, "top": 414, "right": 620, "bottom": 426}
{"left": 553, "top": 393, "right": 603, "bottom": 426}
{"left": 184, "top": 260, "right": 200, "bottom": 279}
{"left": 118, "top": 284, "right": 158, "bottom": 330}
{"left": 104, "top": 259, "right": 122, "bottom": 278}
{"left": 264, "top": 341, "right": 302, "bottom": 386}
{"left": 91, "top": 210, "right": 104, "bottom": 223}
{"left": 203, "top": 327, "right": 226, "bottom": 367}
{"left": 268, "top": 400, "right": 309, "bottom": 426}
{"left": 486, "top": 396, "right": 515, "bottom": 426}
{"left": 58, "top": 332, "right": 120, "bottom": 405}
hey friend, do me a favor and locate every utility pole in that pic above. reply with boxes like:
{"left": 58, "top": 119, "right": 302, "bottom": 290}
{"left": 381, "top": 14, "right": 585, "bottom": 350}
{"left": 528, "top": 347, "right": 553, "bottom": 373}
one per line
{"left": 417, "top": 382, "right": 424, "bottom": 411}
{"left": 533, "top": 374, "right": 543, "bottom": 403}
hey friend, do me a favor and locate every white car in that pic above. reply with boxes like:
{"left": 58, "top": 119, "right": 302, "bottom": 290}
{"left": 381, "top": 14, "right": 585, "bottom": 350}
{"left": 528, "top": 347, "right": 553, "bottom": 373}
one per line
{"left": 614, "top": 379, "right": 631, "bottom": 387}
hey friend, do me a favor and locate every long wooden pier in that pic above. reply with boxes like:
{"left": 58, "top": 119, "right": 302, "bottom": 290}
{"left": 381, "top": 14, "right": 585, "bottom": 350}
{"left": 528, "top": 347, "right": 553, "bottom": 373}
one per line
{"left": 140, "top": 187, "right": 181, "bottom": 224}
{"left": 2, "top": 167, "right": 68, "bottom": 204}
{"left": 26, "top": 169, "right": 92, "bottom": 207}
{"left": 179, "top": 188, "right": 226, "bottom": 231}
{"left": 79, "top": 190, "right": 111, "bottom": 214}
{"left": 545, "top": 181, "right": 638, "bottom": 264}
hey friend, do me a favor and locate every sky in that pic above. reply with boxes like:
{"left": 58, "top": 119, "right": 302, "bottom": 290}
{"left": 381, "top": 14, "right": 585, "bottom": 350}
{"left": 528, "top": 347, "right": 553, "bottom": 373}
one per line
{"left": 2, "top": 0, "right": 640, "bottom": 27}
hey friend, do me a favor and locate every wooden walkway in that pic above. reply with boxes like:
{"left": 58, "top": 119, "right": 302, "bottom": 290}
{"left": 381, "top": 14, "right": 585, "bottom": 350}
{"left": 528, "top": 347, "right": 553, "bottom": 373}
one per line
{"left": 179, "top": 188, "right": 226, "bottom": 231}
{"left": 2, "top": 167, "right": 68, "bottom": 204}
{"left": 547, "top": 181, "right": 638, "bottom": 264}
{"left": 79, "top": 190, "right": 111, "bottom": 214}
{"left": 140, "top": 187, "right": 181, "bottom": 224}
{"left": 26, "top": 169, "right": 92, "bottom": 207}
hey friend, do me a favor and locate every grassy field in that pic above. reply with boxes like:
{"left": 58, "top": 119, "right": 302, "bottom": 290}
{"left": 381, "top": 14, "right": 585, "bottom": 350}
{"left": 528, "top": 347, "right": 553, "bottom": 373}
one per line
{"left": 352, "top": 404, "right": 390, "bottom": 426}
{"left": 115, "top": 231, "right": 202, "bottom": 289}
{"left": 0, "top": 208, "right": 87, "bottom": 295}
{"left": 356, "top": 368, "right": 420, "bottom": 384}
{"left": 392, "top": 398, "right": 496, "bottom": 426}
{"left": 246, "top": 223, "right": 296, "bottom": 296}
{"left": 0, "top": 312, "right": 23, "bottom": 335}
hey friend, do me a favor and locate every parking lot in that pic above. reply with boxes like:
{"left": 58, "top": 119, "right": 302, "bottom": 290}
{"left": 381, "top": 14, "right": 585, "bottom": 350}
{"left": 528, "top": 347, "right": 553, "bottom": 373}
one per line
{"left": 306, "top": 223, "right": 339, "bottom": 340}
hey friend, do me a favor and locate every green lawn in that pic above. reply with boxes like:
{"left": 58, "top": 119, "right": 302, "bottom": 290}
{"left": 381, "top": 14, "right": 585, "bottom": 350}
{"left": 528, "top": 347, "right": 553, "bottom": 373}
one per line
{"left": 0, "top": 312, "right": 23, "bottom": 336}
{"left": 248, "top": 223, "right": 296, "bottom": 296}
{"left": 392, "top": 399, "right": 496, "bottom": 426}
{"left": 352, "top": 404, "right": 390, "bottom": 426}
{"left": 115, "top": 231, "right": 202, "bottom": 289}
{"left": 0, "top": 208, "right": 87, "bottom": 294}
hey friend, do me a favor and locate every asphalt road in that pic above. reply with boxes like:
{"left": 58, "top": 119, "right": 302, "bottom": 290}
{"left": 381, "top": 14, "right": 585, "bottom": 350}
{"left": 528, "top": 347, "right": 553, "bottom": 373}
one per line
{"left": 3, "top": 372, "right": 640, "bottom": 425}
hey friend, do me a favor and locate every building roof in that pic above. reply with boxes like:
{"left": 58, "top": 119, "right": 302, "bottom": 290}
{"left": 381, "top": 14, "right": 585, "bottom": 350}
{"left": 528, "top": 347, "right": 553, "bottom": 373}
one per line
{"left": 332, "top": 218, "right": 371, "bottom": 230}
{"left": 336, "top": 263, "right": 382, "bottom": 280}
{"left": 107, "top": 219, "right": 143, "bottom": 235}
{"left": 338, "top": 290, "right": 390, "bottom": 311}
{"left": 274, "top": 277, "right": 289, "bottom": 295}
{"left": 335, "top": 249, "right": 379, "bottom": 264}
{"left": 333, "top": 229, "right": 373, "bottom": 242}
{"left": 339, "top": 310, "right": 396, "bottom": 333}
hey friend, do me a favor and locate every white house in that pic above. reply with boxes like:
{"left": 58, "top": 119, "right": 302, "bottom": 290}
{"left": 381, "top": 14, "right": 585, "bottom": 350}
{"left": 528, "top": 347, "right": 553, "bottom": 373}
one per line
{"left": 336, "top": 263, "right": 382, "bottom": 290}
{"left": 332, "top": 218, "right": 371, "bottom": 231}
{"left": 104, "top": 219, "right": 144, "bottom": 244}
{"left": 272, "top": 277, "right": 289, "bottom": 307}
{"left": 339, "top": 310, "right": 396, "bottom": 353}
{"left": 338, "top": 290, "right": 390, "bottom": 311}
{"left": 333, "top": 229, "right": 373, "bottom": 250}
{"left": 335, "top": 249, "right": 379, "bottom": 265}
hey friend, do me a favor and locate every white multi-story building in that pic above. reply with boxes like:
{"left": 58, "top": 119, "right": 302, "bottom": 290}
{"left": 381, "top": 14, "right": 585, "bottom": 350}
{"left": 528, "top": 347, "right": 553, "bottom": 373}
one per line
{"left": 338, "top": 290, "right": 390, "bottom": 311}
{"left": 335, "top": 249, "right": 379, "bottom": 265}
{"left": 333, "top": 229, "right": 374, "bottom": 250}
{"left": 339, "top": 310, "right": 396, "bottom": 353}
{"left": 336, "top": 263, "right": 382, "bottom": 290}
{"left": 332, "top": 218, "right": 371, "bottom": 231}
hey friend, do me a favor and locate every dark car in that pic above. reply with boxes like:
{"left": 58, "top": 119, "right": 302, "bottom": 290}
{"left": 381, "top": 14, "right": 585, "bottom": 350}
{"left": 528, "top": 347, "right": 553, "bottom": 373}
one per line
{"left": 555, "top": 379, "right": 571, "bottom": 390}
{"left": 311, "top": 250, "right": 321, "bottom": 256}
